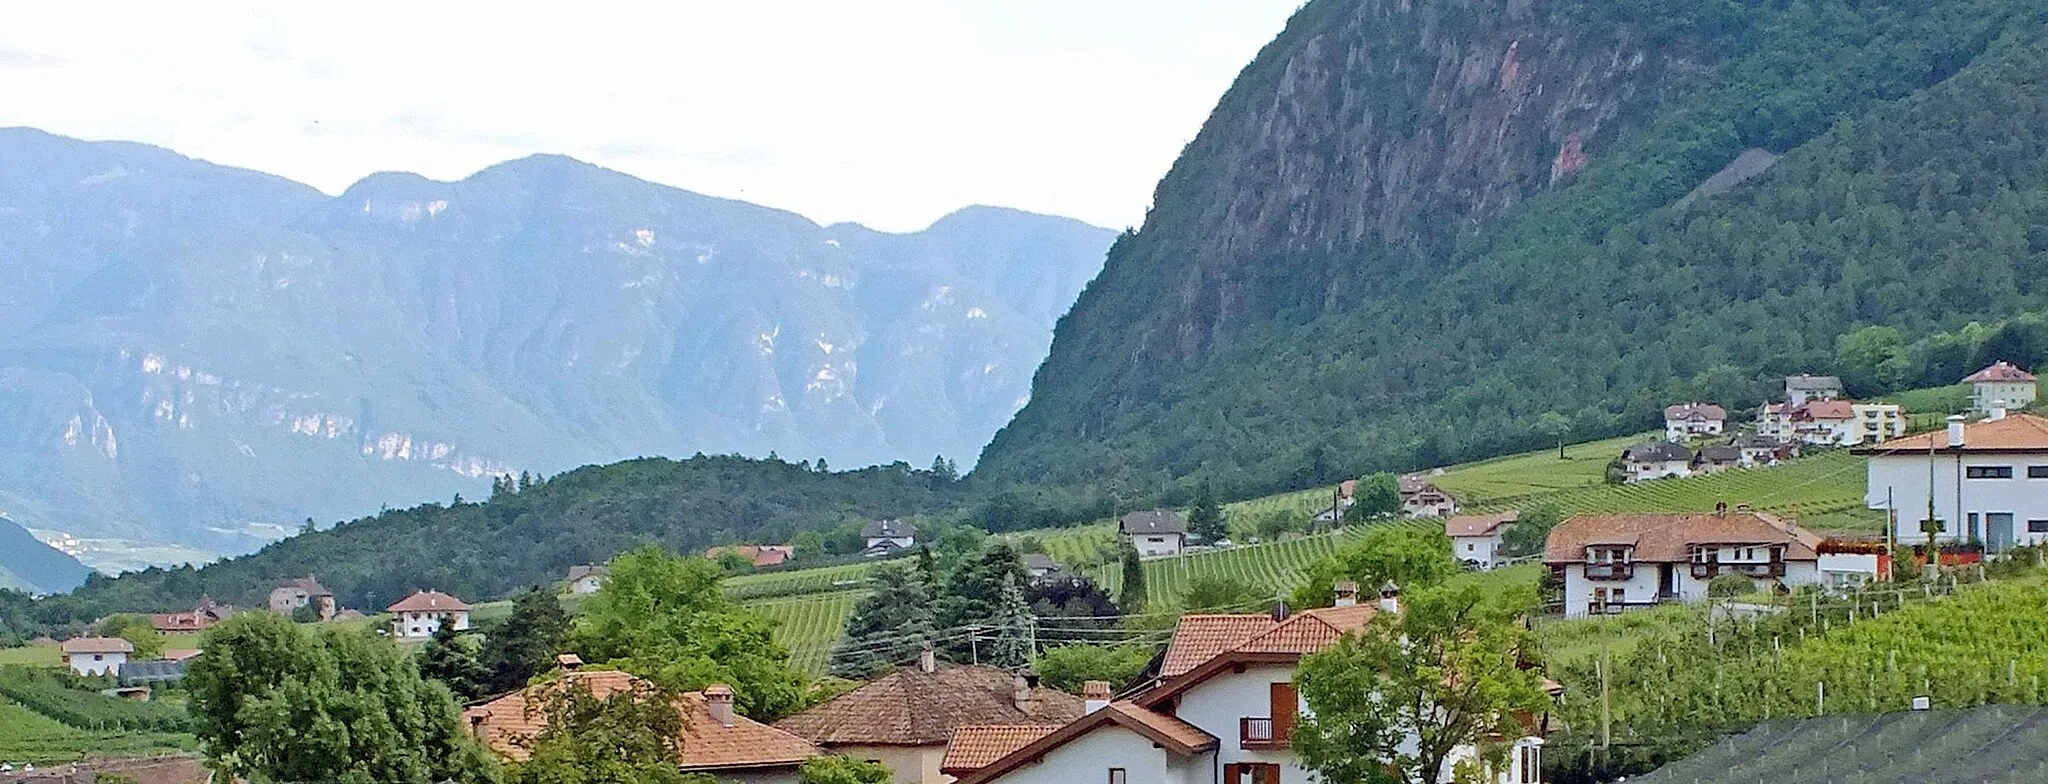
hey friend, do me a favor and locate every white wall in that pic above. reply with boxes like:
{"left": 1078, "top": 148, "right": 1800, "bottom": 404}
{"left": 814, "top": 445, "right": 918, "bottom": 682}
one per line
{"left": 1626, "top": 460, "right": 1690, "bottom": 483}
{"left": 1559, "top": 564, "right": 1661, "bottom": 617}
{"left": 66, "top": 652, "right": 127, "bottom": 677}
{"left": 395, "top": 610, "right": 471, "bottom": 639}
{"left": 1974, "top": 381, "right": 2037, "bottom": 412}
{"left": 836, "top": 744, "right": 944, "bottom": 784}
{"left": 1175, "top": 664, "right": 1314, "bottom": 784}
{"left": 1132, "top": 534, "right": 1183, "bottom": 557}
{"left": 983, "top": 725, "right": 1191, "bottom": 784}
{"left": 1870, "top": 453, "right": 2048, "bottom": 547}
{"left": 1454, "top": 535, "right": 1504, "bottom": 569}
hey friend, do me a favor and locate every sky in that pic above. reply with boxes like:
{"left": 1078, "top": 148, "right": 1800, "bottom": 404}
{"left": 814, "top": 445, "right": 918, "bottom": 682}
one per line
{"left": 0, "top": 2, "right": 1303, "bottom": 232}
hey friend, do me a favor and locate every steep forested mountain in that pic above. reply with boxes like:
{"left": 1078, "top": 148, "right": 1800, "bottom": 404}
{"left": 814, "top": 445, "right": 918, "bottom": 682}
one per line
{"left": 979, "top": 0, "right": 2048, "bottom": 502}
{"left": 0, "top": 129, "right": 1111, "bottom": 563}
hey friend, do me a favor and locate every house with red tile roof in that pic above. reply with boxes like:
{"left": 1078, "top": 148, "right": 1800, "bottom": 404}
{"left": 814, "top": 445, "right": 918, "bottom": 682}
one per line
{"left": 1859, "top": 412, "right": 2048, "bottom": 551}
{"left": 1544, "top": 509, "right": 1824, "bottom": 617}
{"left": 949, "top": 584, "right": 1550, "bottom": 784}
{"left": 463, "top": 664, "right": 820, "bottom": 783}
{"left": 386, "top": 590, "right": 472, "bottom": 640}
{"left": 1663, "top": 403, "right": 1728, "bottom": 442}
{"left": 1398, "top": 477, "right": 1458, "bottom": 518}
{"left": 1965, "top": 360, "right": 2038, "bottom": 414}
{"left": 60, "top": 637, "right": 133, "bottom": 677}
{"left": 705, "top": 545, "right": 796, "bottom": 568}
{"left": 1447, "top": 512, "right": 1520, "bottom": 570}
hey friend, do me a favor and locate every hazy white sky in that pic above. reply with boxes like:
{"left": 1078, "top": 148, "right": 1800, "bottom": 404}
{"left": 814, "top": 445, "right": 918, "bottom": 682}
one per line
{"left": 0, "top": 2, "right": 1302, "bottom": 231}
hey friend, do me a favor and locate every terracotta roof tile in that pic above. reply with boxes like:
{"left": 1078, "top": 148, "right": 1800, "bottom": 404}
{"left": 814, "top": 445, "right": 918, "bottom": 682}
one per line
{"left": 1796, "top": 400, "right": 1856, "bottom": 420}
{"left": 1102, "top": 703, "right": 1214, "bottom": 751}
{"left": 386, "top": 590, "right": 472, "bottom": 613}
{"left": 774, "top": 665, "right": 1084, "bottom": 746}
{"left": 1446, "top": 511, "right": 1518, "bottom": 538}
{"left": 1862, "top": 413, "right": 2048, "bottom": 453}
{"left": 941, "top": 725, "right": 1061, "bottom": 774}
{"left": 949, "top": 703, "right": 1216, "bottom": 784}
{"left": 1544, "top": 512, "right": 1821, "bottom": 564}
{"left": 1965, "top": 361, "right": 2036, "bottom": 383}
{"left": 464, "top": 670, "right": 819, "bottom": 769}
{"left": 1159, "top": 615, "right": 1278, "bottom": 678}
{"left": 1231, "top": 605, "right": 1378, "bottom": 656}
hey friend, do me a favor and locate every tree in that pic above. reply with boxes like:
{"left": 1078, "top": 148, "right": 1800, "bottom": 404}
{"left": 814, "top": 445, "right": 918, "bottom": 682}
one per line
{"left": 570, "top": 546, "right": 808, "bottom": 720}
{"left": 96, "top": 614, "right": 164, "bottom": 659}
{"left": 935, "top": 542, "right": 1031, "bottom": 665}
{"left": 831, "top": 562, "right": 934, "bottom": 678}
{"left": 929, "top": 456, "right": 960, "bottom": 486}
{"left": 1345, "top": 473, "right": 1402, "bottom": 522}
{"left": 1032, "top": 643, "right": 1155, "bottom": 693}
{"left": 481, "top": 587, "right": 572, "bottom": 695}
{"left": 1536, "top": 412, "right": 1572, "bottom": 460}
{"left": 290, "top": 603, "right": 323, "bottom": 624}
{"left": 1291, "top": 526, "right": 1458, "bottom": 610}
{"left": 1837, "top": 324, "right": 1913, "bottom": 396}
{"left": 790, "top": 530, "right": 827, "bottom": 561}
{"left": 1024, "top": 576, "right": 1119, "bottom": 643}
{"left": 1254, "top": 508, "right": 1309, "bottom": 541}
{"left": 1180, "top": 574, "right": 1267, "bottom": 612}
{"left": 1498, "top": 504, "right": 1565, "bottom": 559}
{"left": 985, "top": 579, "right": 1036, "bottom": 669}
{"left": 419, "top": 621, "right": 492, "bottom": 701}
{"left": 798, "top": 756, "right": 892, "bottom": 784}
{"left": 713, "top": 550, "right": 755, "bottom": 574}
{"left": 186, "top": 612, "right": 500, "bottom": 784}
{"left": 511, "top": 676, "right": 712, "bottom": 784}
{"left": 1116, "top": 542, "right": 1146, "bottom": 614}
{"left": 1293, "top": 585, "right": 1553, "bottom": 784}
{"left": 1187, "top": 482, "right": 1226, "bottom": 542}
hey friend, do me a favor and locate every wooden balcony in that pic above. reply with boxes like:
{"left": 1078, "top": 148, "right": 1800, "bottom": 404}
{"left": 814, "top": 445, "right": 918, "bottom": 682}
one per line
{"left": 1584, "top": 563, "right": 1634, "bottom": 580}
{"left": 1240, "top": 717, "right": 1287, "bottom": 750}
{"left": 1690, "top": 561, "right": 1785, "bottom": 579}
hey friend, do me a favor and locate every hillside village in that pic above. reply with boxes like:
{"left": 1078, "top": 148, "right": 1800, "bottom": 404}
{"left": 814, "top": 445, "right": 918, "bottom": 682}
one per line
{"left": 5, "top": 363, "right": 2048, "bottom": 784}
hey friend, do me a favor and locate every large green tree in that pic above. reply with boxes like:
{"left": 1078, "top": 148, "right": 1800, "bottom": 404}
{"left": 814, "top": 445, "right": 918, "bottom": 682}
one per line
{"left": 798, "top": 757, "right": 892, "bottom": 784}
{"left": 570, "top": 546, "right": 807, "bottom": 720}
{"left": 1293, "top": 585, "right": 1553, "bottom": 784}
{"left": 1117, "top": 542, "right": 1146, "bottom": 613}
{"left": 185, "top": 612, "right": 500, "bottom": 784}
{"left": 510, "top": 676, "right": 711, "bottom": 784}
{"left": 1345, "top": 474, "right": 1402, "bottom": 523}
{"left": 1187, "top": 482, "right": 1226, "bottom": 542}
{"left": 419, "top": 621, "right": 492, "bottom": 701}
{"left": 830, "top": 562, "right": 935, "bottom": 678}
{"left": 935, "top": 542, "right": 1031, "bottom": 665}
{"left": 1291, "top": 525, "right": 1458, "bottom": 610}
{"left": 480, "top": 587, "right": 572, "bottom": 695}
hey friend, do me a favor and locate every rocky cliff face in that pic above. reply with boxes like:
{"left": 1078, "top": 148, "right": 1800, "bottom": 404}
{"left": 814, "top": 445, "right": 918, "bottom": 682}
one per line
{"left": 0, "top": 130, "right": 1111, "bottom": 564}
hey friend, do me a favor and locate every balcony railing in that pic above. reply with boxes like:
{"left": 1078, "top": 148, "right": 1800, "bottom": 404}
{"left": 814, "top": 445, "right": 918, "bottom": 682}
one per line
{"left": 1690, "top": 561, "right": 1786, "bottom": 579}
{"left": 1584, "top": 563, "right": 1634, "bottom": 580}
{"left": 1240, "top": 717, "right": 1287, "bottom": 750}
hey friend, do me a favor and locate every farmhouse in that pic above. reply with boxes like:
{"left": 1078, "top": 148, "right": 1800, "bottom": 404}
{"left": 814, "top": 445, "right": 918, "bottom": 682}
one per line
{"left": 1544, "top": 509, "right": 1824, "bottom": 617}
{"left": 1447, "top": 512, "right": 1519, "bottom": 570}
{"left": 386, "top": 590, "right": 472, "bottom": 640}
{"left": 1859, "top": 412, "right": 2048, "bottom": 551}
{"left": 863, "top": 519, "right": 919, "bottom": 555}
{"left": 1663, "top": 403, "right": 1727, "bottom": 442}
{"left": 1398, "top": 476, "right": 1458, "bottom": 518}
{"left": 565, "top": 564, "right": 609, "bottom": 595}
{"left": 268, "top": 575, "right": 335, "bottom": 621}
{"left": 60, "top": 637, "right": 133, "bottom": 677}
{"left": 1692, "top": 445, "right": 1743, "bottom": 474}
{"left": 467, "top": 662, "right": 820, "bottom": 783}
{"left": 150, "top": 596, "right": 234, "bottom": 632}
{"left": 1731, "top": 434, "right": 1793, "bottom": 467}
{"left": 705, "top": 545, "right": 795, "bottom": 568}
{"left": 1620, "top": 441, "right": 1694, "bottom": 482}
{"left": 1965, "top": 360, "right": 2038, "bottom": 414}
{"left": 775, "top": 650, "right": 1083, "bottom": 784}
{"left": 1120, "top": 510, "right": 1187, "bottom": 557}
{"left": 950, "top": 584, "right": 1551, "bottom": 784}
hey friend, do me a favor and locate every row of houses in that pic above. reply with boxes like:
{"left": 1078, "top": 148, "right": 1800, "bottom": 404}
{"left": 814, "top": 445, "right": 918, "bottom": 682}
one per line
{"left": 1619, "top": 437, "right": 1796, "bottom": 483}
{"left": 1667, "top": 362, "right": 2037, "bottom": 450}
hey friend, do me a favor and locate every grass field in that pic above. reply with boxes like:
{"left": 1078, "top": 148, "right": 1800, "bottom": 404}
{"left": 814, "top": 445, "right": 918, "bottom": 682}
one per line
{"left": 1431, "top": 433, "right": 1654, "bottom": 502}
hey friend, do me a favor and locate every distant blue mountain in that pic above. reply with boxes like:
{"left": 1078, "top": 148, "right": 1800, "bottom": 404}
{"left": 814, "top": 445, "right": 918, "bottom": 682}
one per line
{"left": 0, "top": 517, "right": 89, "bottom": 594}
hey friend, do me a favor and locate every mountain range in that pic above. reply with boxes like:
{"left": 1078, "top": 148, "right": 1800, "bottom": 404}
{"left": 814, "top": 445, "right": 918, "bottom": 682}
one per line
{"left": 0, "top": 128, "right": 1113, "bottom": 568}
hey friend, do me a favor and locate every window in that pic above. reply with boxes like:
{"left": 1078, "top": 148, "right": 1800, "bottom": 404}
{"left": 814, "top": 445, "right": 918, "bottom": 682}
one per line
{"left": 2030, "top": 466, "right": 2048, "bottom": 479}
{"left": 1108, "top": 769, "right": 1126, "bottom": 784}
{"left": 1967, "top": 465, "right": 2015, "bottom": 479}
{"left": 2030, "top": 520, "right": 2048, "bottom": 534}
{"left": 1519, "top": 744, "right": 1541, "bottom": 783}
{"left": 1467, "top": 543, "right": 1476, "bottom": 552}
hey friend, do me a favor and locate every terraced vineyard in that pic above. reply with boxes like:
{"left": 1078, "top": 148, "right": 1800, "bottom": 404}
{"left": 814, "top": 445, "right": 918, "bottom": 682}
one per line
{"left": 748, "top": 590, "right": 862, "bottom": 675}
{"left": 0, "top": 699, "right": 192, "bottom": 763}
{"left": 1430, "top": 433, "right": 1652, "bottom": 502}
{"left": 1090, "top": 519, "right": 1447, "bottom": 607}
{"left": 726, "top": 560, "right": 890, "bottom": 600}
{"left": 1461, "top": 450, "right": 1876, "bottom": 530}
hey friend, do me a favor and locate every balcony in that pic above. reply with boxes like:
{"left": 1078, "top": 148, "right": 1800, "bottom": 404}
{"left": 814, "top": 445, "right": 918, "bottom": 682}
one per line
{"left": 1584, "top": 563, "right": 1634, "bottom": 580}
{"left": 1691, "top": 561, "right": 1785, "bottom": 579}
{"left": 1240, "top": 717, "right": 1288, "bottom": 750}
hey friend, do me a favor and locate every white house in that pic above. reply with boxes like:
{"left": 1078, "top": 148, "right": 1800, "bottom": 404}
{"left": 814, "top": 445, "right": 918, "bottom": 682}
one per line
{"left": 1850, "top": 403, "right": 1908, "bottom": 444}
{"left": 1121, "top": 510, "right": 1187, "bottom": 557}
{"left": 1447, "top": 512, "right": 1519, "bottom": 570}
{"left": 1544, "top": 510, "right": 1824, "bottom": 617}
{"left": 1399, "top": 477, "right": 1458, "bottom": 518}
{"left": 386, "top": 590, "right": 472, "bottom": 640}
{"left": 1663, "top": 403, "right": 1727, "bottom": 442}
{"left": 565, "top": 564, "right": 609, "bottom": 595}
{"left": 1785, "top": 374, "right": 1844, "bottom": 406}
{"left": 945, "top": 587, "right": 1552, "bottom": 784}
{"left": 1965, "top": 361, "right": 2037, "bottom": 415}
{"left": 1731, "top": 435, "right": 1791, "bottom": 468}
{"left": 1766, "top": 400, "right": 1904, "bottom": 446}
{"left": 862, "top": 519, "right": 918, "bottom": 554}
{"left": 1860, "top": 412, "right": 2048, "bottom": 552}
{"left": 60, "top": 637, "right": 133, "bottom": 676}
{"left": 1620, "top": 441, "right": 1693, "bottom": 483}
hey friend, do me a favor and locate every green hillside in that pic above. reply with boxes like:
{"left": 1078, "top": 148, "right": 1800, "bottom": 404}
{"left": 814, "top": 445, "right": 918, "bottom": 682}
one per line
{"left": 978, "top": 0, "right": 2048, "bottom": 509}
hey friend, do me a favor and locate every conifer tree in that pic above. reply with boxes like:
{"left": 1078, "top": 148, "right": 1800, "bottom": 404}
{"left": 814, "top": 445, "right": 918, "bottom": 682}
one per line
{"left": 1117, "top": 542, "right": 1146, "bottom": 614}
{"left": 1187, "top": 482, "right": 1226, "bottom": 542}
{"left": 830, "top": 562, "right": 934, "bottom": 678}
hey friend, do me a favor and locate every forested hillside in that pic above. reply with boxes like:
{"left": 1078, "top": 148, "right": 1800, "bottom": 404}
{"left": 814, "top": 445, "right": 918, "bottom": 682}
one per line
{"left": 978, "top": 0, "right": 2048, "bottom": 504}
{"left": 37, "top": 455, "right": 969, "bottom": 620}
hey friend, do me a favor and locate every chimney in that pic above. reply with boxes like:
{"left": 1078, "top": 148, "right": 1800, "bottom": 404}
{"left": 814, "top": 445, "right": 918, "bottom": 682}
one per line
{"left": 1332, "top": 580, "right": 1360, "bottom": 608}
{"left": 1378, "top": 581, "right": 1402, "bottom": 614}
{"left": 1948, "top": 415, "right": 1968, "bottom": 448}
{"left": 704, "top": 684, "right": 735, "bottom": 727}
{"left": 1083, "top": 681, "right": 1112, "bottom": 714}
{"left": 1270, "top": 600, "right": 1290, "bottom": 622}
{"left": 1991, "top": 404, "right": 2009, "bottom": 422}
{"left": 464, "top": 708, "right": 489, "bottom": 739}
{"left": 919, "top": 645, "right": 937, "bottom": 674}
{"left": 555, "top": 654, "right": 583, "bottom": 672}
{"left": 1013, "top": 673, "right": 1040, "bottom": 714}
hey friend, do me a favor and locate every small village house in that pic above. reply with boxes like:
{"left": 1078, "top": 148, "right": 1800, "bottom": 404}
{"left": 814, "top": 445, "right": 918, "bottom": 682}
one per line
{"left": 1859, "top": 412, "right": 2048, "bottom": 551}
{"left": 1398, "top": 476, "right": 1458, "bottom": 518}
{"left": 1544, "top": 509, "right": 1824, "bottom": 617}
{"left": 1620, "top": 441, "right": 1694, "bottom": 483}
{"left": 565, "top": 564, "right": 609, "bottom": 595}
{"left": 1965, "top": 360, "right": 2038, "bottom": 415}
{"left": 61, "top": 637, "right": 133, "bottom": 677}
{"left": 1120, "top": 510, "right": 1187, "bottom": 557}
{"left": 775, "top": 650, "right": 1084, "bottom": 784}
{"left": 862, "top": 519, "right": 919, "bottom": 556}
{"left": 947, "top": 584, "right": 1551, "bottom": 784}
{"left": 1663, "top": 403, "right": 1727, "bottom": 442}
{"left": 149, "top": 596, "right": 234, "bottom": 632}
{"left": 386, "top": 590, "right": 472, "bottom": 640}
{"left": 1021, "top": 554, "right": 1063, "bottom": 581}
{"left": 268, "top": 575, "right": 335, "bottom": 621}
{"left": 705, "top": 545, "right": 796, "bottom": 568}
{"left": 1785, "top": 374, "right": 1844, "bottom": 406}
{"left": 1731, "top": 434, "right": 1793, "bottom": 468}
{"left": 1692, "top": 445, "right": 1743, "bottom": 475}
{"left": 1446, "top": 512, "right": 1519, "bottom": 570}
{"left": 467, "top": 659, "right": 820, "bottom": 784}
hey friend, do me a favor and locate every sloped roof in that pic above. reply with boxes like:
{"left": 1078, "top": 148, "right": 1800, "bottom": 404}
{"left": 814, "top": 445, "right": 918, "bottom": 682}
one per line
{"left": 1021, "top": 554, "right": 1060, "bottom": 572}
{"left": 1545, "top": 512, "right": 1821, "bottom": 564}
{"left": 949, "top": 703, "right": 1216, "bottom": 784}
{"left": 1859, "top": 413, "right": 2048, "bottom": 454}
{"left": 465, "top": 670, "right": 820, "bottom": 768}
{"left": 941, "top": 725, "right": 1061, "bottom": 775}
{"left": 1230, "top": 605, "right": 1378, "bottom": 656}
{"left": 275, "top": 576, "right": 331, "bottom": 596}
{"left": 386, "top": 590, "right": 472, "bottom": 613}
{"left": 862, "top": 519, "right": 917, "bottom": 538}
{"left": 566, "top": 564, "right": 609, "bottom": 581}
{"left": 1664, "top": 403, "right": 1728, "bottom": 421}
{"left": 1697, "top": 445, "right": 1742, "bottom": 463}
{"left": 1159, "top": 614, "right": 1278, "bottom": 678}
{"left": 774, "top": 664, "right": 1083, "bottom": 746}
{"left": 1119, "top": 510, "right": 1185, "bottom": 535}
{"left": 1785, "top": 374, "right": 1842, "bottom": 390}
{"left": 1795, "top": 400, "right": 1856, "bottom": 420}
{"left": 1622, "top": 441, "right": 1692, "bottom": 463}
{"left": 1965, "top": 360, "right": 2036, "bottom": 383}
{"left": 61, "top": 637, "right": 134, "bottom": 654}
{"left": 1446, "top": 511, "right": 1519, "bottom": 538}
